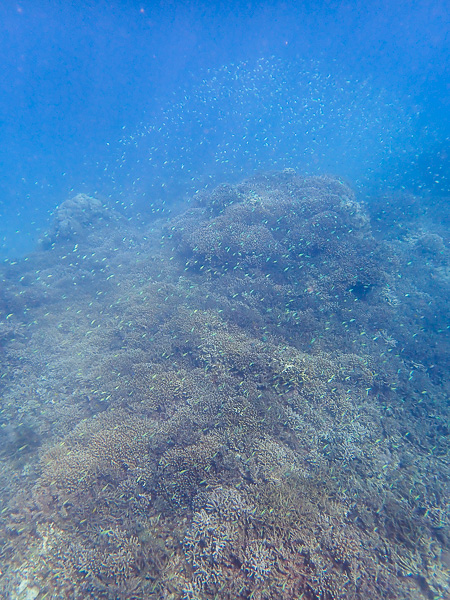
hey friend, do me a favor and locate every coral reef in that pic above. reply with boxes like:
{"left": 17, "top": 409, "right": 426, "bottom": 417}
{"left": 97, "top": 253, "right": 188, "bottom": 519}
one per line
{"left": 40, "top": 193, "right": 117, "bottom": 247}
{"left": 0, "top": 170, "right": 448, "bottom": 599}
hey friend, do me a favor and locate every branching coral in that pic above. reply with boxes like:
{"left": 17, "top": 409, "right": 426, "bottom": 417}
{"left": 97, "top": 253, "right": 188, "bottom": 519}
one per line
{"left": 0, "top": 170, "right": 448, "bottom": 600}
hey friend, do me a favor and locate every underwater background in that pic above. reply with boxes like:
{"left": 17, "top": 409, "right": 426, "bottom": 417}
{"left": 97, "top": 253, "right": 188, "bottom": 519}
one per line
{"left": 0, "top": 1, "right": 449, "bottom": 599}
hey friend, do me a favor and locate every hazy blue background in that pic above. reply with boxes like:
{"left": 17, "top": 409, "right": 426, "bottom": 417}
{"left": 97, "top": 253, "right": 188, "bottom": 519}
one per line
{"left": 0, "top": 0, "right": 448, "bottom": 256}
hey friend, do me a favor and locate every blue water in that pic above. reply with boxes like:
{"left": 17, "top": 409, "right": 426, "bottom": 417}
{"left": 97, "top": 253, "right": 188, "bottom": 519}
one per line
{"left": 0, "top": 0, "right": 448, "bottom": 257}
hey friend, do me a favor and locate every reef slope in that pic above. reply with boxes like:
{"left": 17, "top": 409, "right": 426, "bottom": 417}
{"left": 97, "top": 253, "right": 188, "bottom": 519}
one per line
{"left": 0, "top": 171, "right": 448, "bottom": 599}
